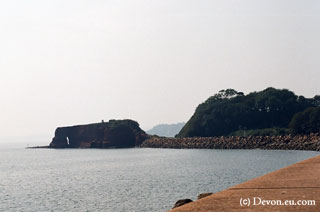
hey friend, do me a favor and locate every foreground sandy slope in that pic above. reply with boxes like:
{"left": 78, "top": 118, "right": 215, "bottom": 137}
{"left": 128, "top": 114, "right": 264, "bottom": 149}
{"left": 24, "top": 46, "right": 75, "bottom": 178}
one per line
{"left": 170, "top": 155, "right": 320, "bottom": 212}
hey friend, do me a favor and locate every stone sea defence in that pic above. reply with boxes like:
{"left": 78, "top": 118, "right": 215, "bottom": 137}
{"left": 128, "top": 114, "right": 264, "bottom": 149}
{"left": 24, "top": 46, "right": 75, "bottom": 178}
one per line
{"left": 140, "top": 134, "right": 320, "bottom": 151}
{"left": 49, "top": 119, "right": 149, "bottom": 148}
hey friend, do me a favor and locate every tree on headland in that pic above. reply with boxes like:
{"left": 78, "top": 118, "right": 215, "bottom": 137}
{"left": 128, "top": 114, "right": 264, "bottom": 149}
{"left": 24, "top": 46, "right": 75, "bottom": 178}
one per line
{"left": 177, "top": 87, "right": 319, "bottom": 137}
{"left": 289, "top": 107, "right": 320, "bottom": 135}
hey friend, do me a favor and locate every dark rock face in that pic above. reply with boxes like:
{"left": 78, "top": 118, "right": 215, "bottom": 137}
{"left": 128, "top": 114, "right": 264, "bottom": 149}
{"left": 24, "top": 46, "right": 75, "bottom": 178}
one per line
{"left": 49, "top": 119, "right": 148, "bottom": 148}
{"left": 173, "top": 199, "right": 193, "bottom": 209}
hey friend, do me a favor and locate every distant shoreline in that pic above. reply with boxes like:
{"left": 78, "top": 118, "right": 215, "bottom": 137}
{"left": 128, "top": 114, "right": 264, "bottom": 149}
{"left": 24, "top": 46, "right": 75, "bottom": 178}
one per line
{"left": 26, "top": 145, "right": 49, "bottom": 149}
{"left": 29, "top": 134, "right": 320, "bottom": 151}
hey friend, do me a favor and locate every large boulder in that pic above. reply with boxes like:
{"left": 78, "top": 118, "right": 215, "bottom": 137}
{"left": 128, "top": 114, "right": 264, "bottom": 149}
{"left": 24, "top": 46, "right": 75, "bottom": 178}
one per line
{"left": 173, "top": 199, "right": 193, "bottom": 209}
{"left": 197, "top": 192, "right": 213, "bottom": 200}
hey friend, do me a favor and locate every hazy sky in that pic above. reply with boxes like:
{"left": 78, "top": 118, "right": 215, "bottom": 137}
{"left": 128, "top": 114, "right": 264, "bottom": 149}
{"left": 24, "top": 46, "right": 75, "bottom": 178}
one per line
{"left": 1, "top": 0, "right": 319, "bottom": 142}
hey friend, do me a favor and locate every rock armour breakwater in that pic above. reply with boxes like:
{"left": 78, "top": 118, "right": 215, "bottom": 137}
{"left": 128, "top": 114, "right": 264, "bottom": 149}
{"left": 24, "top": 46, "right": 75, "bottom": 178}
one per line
{"left": 140, "top": 134, "right": 320, "bottom": 151}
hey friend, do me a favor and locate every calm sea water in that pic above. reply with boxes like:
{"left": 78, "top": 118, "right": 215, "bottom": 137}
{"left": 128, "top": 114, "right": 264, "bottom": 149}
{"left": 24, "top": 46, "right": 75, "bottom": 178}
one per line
{"left": 0, "top": 145, "right": 318, "bottom": 212}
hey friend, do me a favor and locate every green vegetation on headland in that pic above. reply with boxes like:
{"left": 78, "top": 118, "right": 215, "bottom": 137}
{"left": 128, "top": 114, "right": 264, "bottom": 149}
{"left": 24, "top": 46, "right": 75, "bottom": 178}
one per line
{"left": 289, "top": 107, "right": 320, "bottom": 135}
{"left": 177, "top": 87, "right": 320, "bottom": 137}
